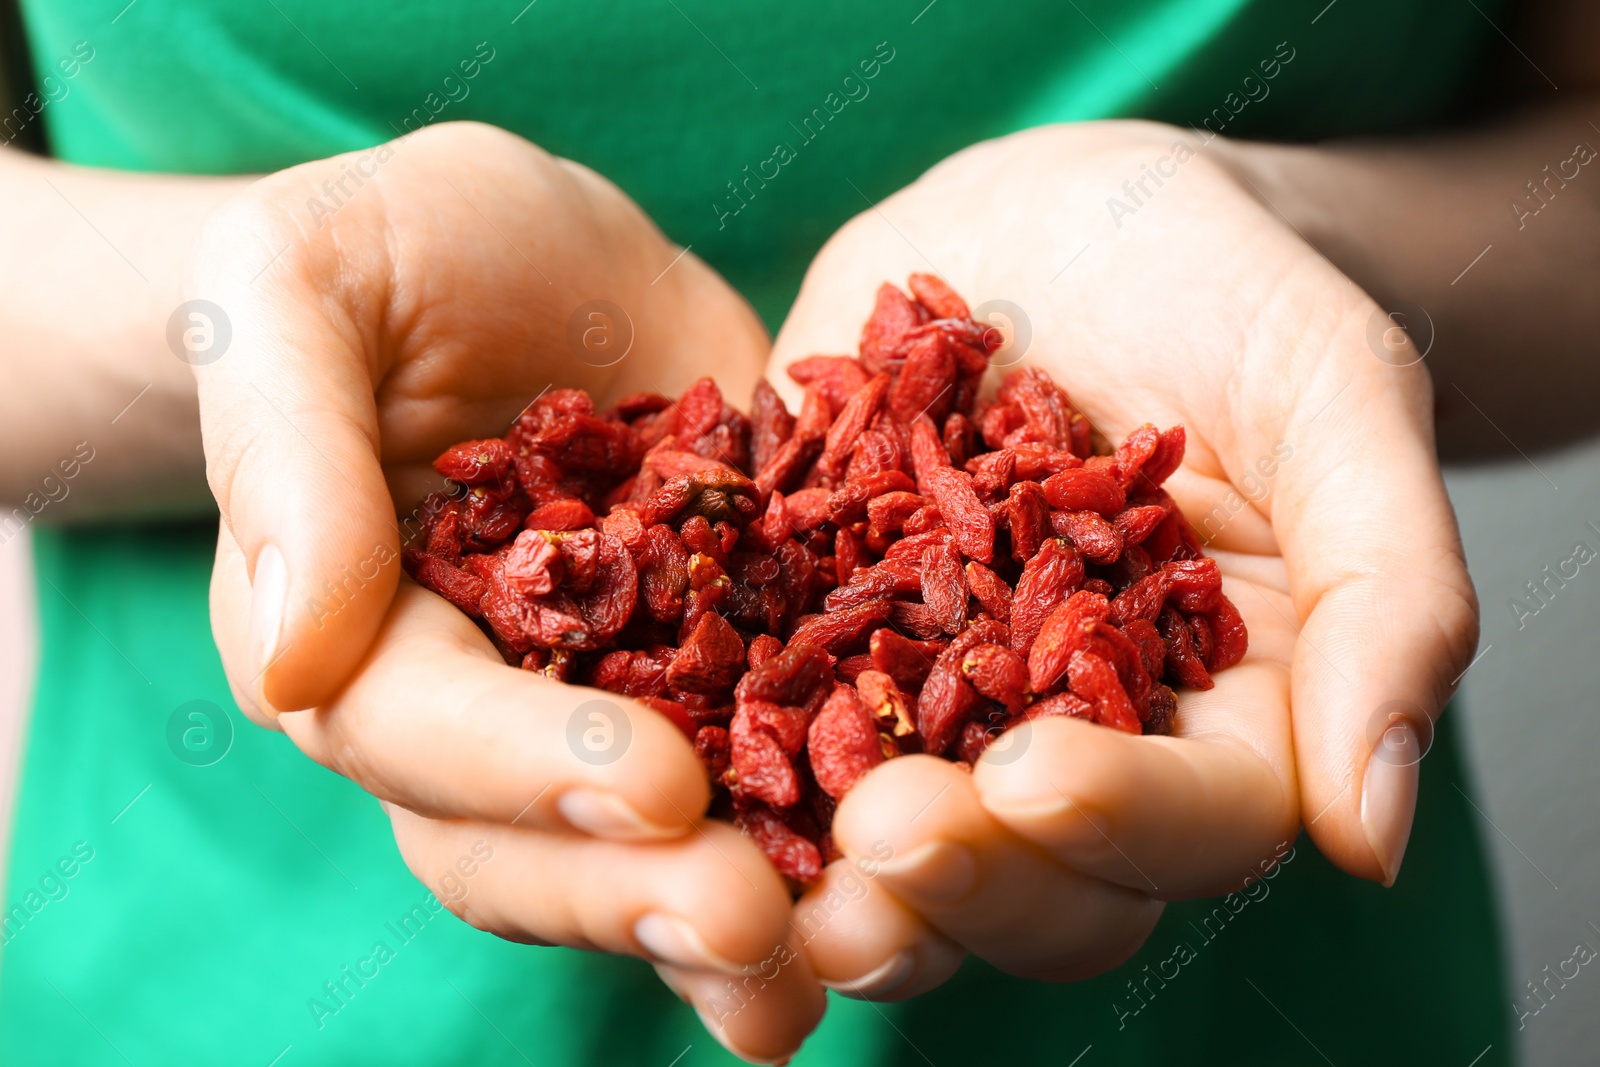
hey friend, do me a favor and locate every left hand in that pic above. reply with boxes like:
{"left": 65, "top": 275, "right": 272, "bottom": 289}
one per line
{"left": 740, "top": 119, "right": 1475, "bottom": 1006}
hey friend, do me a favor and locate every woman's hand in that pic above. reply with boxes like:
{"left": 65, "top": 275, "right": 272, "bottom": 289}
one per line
{"left": 758, "top": 120, "right": 1477, "bottom": 1001}
{"left": 190, "top": 119, "right": 769, "bottom": 716}
{"left": 194, "top": 122, "right": 824, "bottom": 1061}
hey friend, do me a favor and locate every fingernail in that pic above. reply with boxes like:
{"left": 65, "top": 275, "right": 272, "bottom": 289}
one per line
{"left": 694, "top": 1003, "right": 791, "bottom": 1065}
{"left": 1361, "top": 721, "right": 1420, "bottom": 887}
{"left": 820, "top": 950, "right": 914, "bottom": 999}
{"left": 874, "top": 841, "right": 978, "bottom": 904}
{"left": 249, "top": 544, "right": 288, "bottom": 690}
{"left": 558, "top": 788, "right": 684, "bottom": 841}
{"left": 635, "top": 913, "right": 745, "bottom": 974}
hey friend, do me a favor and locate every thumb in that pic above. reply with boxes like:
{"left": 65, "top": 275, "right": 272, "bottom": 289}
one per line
{"left": 1269, "top": 333, "right": 1479, "bottom": 886}
{"left": 187, "top": 194, "right": 399, "bottom": 713}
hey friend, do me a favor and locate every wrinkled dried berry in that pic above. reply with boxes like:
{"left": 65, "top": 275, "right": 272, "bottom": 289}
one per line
{"left": 808, "top": 685, "right": 886, "bottom": 799}
{"left": 405, "top": 276, "right": 1245, "bottom": 885}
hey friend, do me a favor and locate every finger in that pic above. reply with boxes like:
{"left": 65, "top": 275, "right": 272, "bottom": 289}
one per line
{"left": 657, "top": 935, "right": 827, "bottom": 1066}
{"left": 387, "top": 805, "right": 791, "bottom": 973}
{"left": 277, "top": 582, "right": 710, "bottom": 839}
{"left": 973, "top": 565, "right": 1299, "bottom": 897}
{"left": 792, "top": 859, "right": 964, "bottom": 1002}
{"left": 209, "top": 522, "right": 278, "bottom": 730}
{"left": 833, "top": 756, "right": 1163, "bottom": 981}
{"left": 1257, "top": 305, "right": 1478, "bottom": 885}
{"left": 189, "top": 184, "right": 401, "bottom": 714}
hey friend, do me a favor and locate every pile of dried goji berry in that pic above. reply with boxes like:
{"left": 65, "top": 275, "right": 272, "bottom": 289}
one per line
{"left": 404, "top": 275, "right": 1245, "bottom": 884}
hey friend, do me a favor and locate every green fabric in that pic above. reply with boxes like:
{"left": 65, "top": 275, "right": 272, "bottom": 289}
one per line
{"left": 6, "top": 2, "right": 1514, "bottom": 1064}
{"left": 18, "top": 0, "right": 1500, "bottom": 324}
{"left": 2, "top": 525, "right": 1513, "bottom": 1066}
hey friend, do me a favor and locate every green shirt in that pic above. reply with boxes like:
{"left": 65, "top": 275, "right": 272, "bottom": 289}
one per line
{"left": 4, "top": 2, "right": 1512, "bottom": 1064}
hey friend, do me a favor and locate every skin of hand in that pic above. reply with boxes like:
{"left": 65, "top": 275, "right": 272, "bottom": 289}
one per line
{"left": 754, "top": 120, "right": 1479, "bottom": 1004}
{"left": 194, "top": 121, "right": 823, "bottom": 1060}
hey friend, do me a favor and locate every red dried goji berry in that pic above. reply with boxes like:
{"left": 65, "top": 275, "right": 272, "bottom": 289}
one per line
{"left": 789, "top": 355, "right": 873, "bottom": 416}
{"left": 694, "top": 724, "right": 732, "bottom": 778}
{"left": 808, "top": 685, "right": 885, "bottom": 799}
{"left": 1066, "top": 650, "right": 1141, "bottom": 734}
{"left": 1042, "top": 468, "right": 1126, "bottom": 515}
{"left": 908, "top": 272, "right": 971, "bottom": 320}
{"left": 789, "top": 600, "right": 894, "bottom": 654}
{"left": 1164, "top": 558, "right": 1222, "bottom": 613}
{"left": 1009, "top": 538, "right": 1085, "bottom": 656}
{"left": 749, "top": 379, "right": 794, "bottom": 477}
{"left": 402, "top": 550, "right": 486, "bottom": 617}
{"left": 667, "top": 611, "right": 746, "bottom": 695}
{"left": 889, "top": 330, "right": 958, "bottom": 427}
{"left": 860, "top": 282, "right": 925, "bottom": 375}
{"left": 413, "top": 274, "right": 1245, "bottom": 887}
{"left": 524, "top": 498, "right": 595, "bottom": 532}
{"left": 1159, "top": 605, "right": 1213, "bottom": 690}
{"left": 844, "top": 429, "right": 903, "bottom": 484}
{"left": 434, "top": 437, "right": 517, "bottom": 487}
{"left": 1050, "top": 509, "right": 1124, "bottom": 564}
{"left": 856, "top": 668, "right": 918, "bottom": 737}
{"left": 964, "top": 561, "right": 1013, "bottom": 623}
{"left": 1136, "top": 425, "right": 1186, "bottom": 491}
{"left": 942, "top": 412, "right": 976, "bottom": 469}
{"left": 1204, "top": 594, "right": 1248, "bottom": 670}
{"left": 1005, "top": 481, "right": 1051, "bottom": 564}
{"left": 736, "top": 801, "right": 822, "bottom": 884}
{"left": 923, "top": 466, "right": 995, "bottom": 564}
{"left": 1027, "top": 590, "right": 1112, "bottom": 693}
{"left": 917, "top": 620, "right": 1008, "bottom": 756}
{"left": 868, "top": 628, "right": 943, "bottom": 689}
{"left": 962, "top": 643, "right": 1030, "bottom": 714}
{"left": 821, "top": 372, "right": 891, "bottom": 480}
{"left": 921, "top": 540, "right": 969, "bottom": 635}
{"left": 1114, "top": 504, "right": 1169, "bottom": 547}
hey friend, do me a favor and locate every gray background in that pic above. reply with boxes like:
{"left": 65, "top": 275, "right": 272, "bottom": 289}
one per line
{"left": 1446, "top": 436, "right": 1600, "bottom": 1064}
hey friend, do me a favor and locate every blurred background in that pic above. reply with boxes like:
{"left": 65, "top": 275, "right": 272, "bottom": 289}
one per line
{"left": 1447, "top": 438, "right": 1600, "bottom": 1065}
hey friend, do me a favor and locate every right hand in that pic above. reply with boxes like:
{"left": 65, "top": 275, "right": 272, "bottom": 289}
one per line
{"left": 191, "top": 122, "right": 823, "bottom": 1061}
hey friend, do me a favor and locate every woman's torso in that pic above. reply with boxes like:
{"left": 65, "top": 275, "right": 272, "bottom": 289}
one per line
{"left": 3, "top": 2, "right": 1514, "bottom": 1063}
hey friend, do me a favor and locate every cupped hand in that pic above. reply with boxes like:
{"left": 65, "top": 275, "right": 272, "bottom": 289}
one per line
{"left": 217, "top": 563, "right": 823, "bottom": 1060}
{"left": 189, "top": 119, "right": 768, "bottom": 715}
{"left": 765, "top": 120, "right": 1478, "bottom": 999}
{"left": 193, "top": 122, "right": 823, "bottom": 1061}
